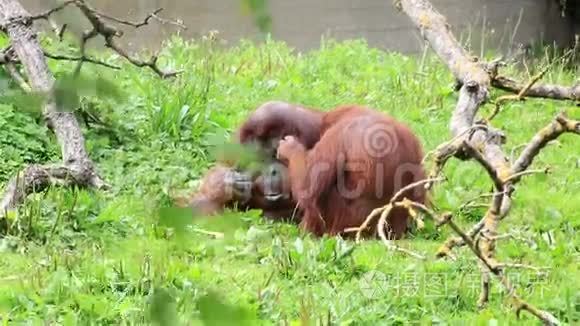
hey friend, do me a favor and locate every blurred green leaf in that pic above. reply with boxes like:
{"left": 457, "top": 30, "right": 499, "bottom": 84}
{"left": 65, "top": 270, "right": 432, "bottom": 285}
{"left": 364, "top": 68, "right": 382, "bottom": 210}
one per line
{"left": 54, "top": 73, "right": 125, "bottom": 112}
{"left": 149, "top": 288, "right": 179, "bottom": 326}
{"left": 0, "top": 72, "right": 124, "bottom": 115}
{"left": 209, "top": 140, "right": 266, "bottom": 174}
{"left": 196, "top": 291, "right": 255, "bottom": 326}
{"left": 0, "top": 89, "right": 45, "bottom": 116}
{"left": 241, "top": 0, "right": 271, "bottom": 35}
{"left": 158, "top": 205, "right": 193, "bottom": 237}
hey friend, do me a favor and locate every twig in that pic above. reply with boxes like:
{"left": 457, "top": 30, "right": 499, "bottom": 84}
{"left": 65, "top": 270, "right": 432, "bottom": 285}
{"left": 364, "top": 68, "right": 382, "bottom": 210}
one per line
{"left": 346, "top": 177, "right": 442, "bottom": 242}
{"left": 492, "top": 76, "right": 580, "bottom": 102}
{"left": 74, "top": 1, "right": 183, "bottom": 77}
{"left": 191, "top": 227, "right": 224, "bottom": 239}
{"left": 490, "top": 233, "right": 514, "bottom": 241}
{"left": 503, "top": 167, "right": 550, "bottom": 183}
{"left": 44, "top": 52, "right": 120, "bottom": 70}
{"left": 375, "top": 203, "right": 426, "bottom": 260}
{"left": 97, "top": 8, "right": 164, "bottom": 28}
{"left": 513, "top": 112, "right": 580, "bottom": 174}
{"left": 4, "top": 62, "right": 30, "bottom": 92}
{"left": 423, "top": 124, "right": 487, "bottom": 190}
{"left": 458, "top": 202, "right": 489, "bottom": 211}
{"left": 432, "top": 212, "right": 559, "bottom": 323}
{"left": 28, "top": 0, "right": 76, "bottom": 21}
{"left": 2, "top": 46, "right": 120, "bottom": 70}
{"left": 97, "top": 8, "right": 187, "bottom": 30}
{"left": 23, "top": 0, "right": 182, "bottom": 78}
{"left": 4, "top": 1, "right": 180, "bottom": 76}
{"left": 392, "top": 177, "right": 444, "bottom": 203}
{"left": 487, "top": 50, "right": 575, "bottom": 121}
{"left": 347, "top": 178, "right": 443, "bottom": 260}
{"left": 457, "top": 191, "right": 507, "bottom": 212}
{"left": 487, "top": 66, "right": 549, "bottom": 121}
{"left": 436, "top": 218, "right": 485, "bottom": 259}
{"left": 0, "top": 45, "right": 14, "bottom": 64}
{"left": 461, "top": 140, "right": 504, "bottom": 189}
{"left": 496, "top": 263, "right": 550, "bottom": 273}
{"left": 509, "top": 143, "right": 527, "bottom": 162}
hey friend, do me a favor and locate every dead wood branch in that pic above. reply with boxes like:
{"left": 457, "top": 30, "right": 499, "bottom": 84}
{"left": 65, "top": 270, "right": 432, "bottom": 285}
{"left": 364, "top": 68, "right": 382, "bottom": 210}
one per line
{"left": 492, "top": 77, "right": 580, "bottom": 102}
{"left": 1, "top": 45, "right": 29, "bottom": 90}
{"left": 487, "top": 50, "right": 575, "bottom": 121}
{"left": 423, "top": 124, "right": 487, "bottom": 189}
{"left": 0, "top": 45, "right": 14, "bottom": 64}
{"left": 375, "top": 205, "right": 426, "bottom": 260}
{"left": 4, "top": 62, "right": 30, "bottom": 92}
{"left": 69, "top": 0, "right": 183, "bottom": 78}
{"left": 0, "top": 0, "right": 188, "bottom": 216}
{"left": 43, "top": 52, "right": 120, "bottom": 70}
{"left": 487, "top": 66, "right": 551, "bottom": 121}
{"left": 433, "top": 213, "right": 560, "bottom": 324}
{"left": 345, "top": 178, "right": 443, "bottom": 260}
{"left": 4, "top": 62, "right": 28, "bottom": 88}
{"left": 2, "top": 48, "right": 121, "bottom": 70}
{"left": 97, "top": 8, "right": 186, "bottom": 30}
{"left": 191, "top": 227, "right": 225, "bottom": 239}
{"left": 0, "top": 0, "right": 108, "bottom": 217}
{"left": 396, "top": 0, "right": 577, "bottom": 323}
{"left": 513, "top": 112, "right": 580, "bottom": 174}
{"left": 347, "top": 177, "right": 442, "bottom": 242}
{"left": 375, "top": 197, "right": 554, "bottom": 320}
{"left": 27, "top": 0, "right": 76, "bottom": 21}
{"left": 2, "top": 1, "right": 183, "bottom": 77}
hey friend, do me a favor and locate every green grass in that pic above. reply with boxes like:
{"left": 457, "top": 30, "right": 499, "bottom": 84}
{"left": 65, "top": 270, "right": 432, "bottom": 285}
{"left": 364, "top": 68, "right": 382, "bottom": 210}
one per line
{"left": 0, "top": 34, "right": 578, "bottom": 325}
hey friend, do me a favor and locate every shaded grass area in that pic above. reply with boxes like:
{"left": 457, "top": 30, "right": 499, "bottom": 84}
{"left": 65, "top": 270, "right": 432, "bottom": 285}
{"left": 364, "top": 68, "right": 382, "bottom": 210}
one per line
{"left": 0, "top": 35, "right": 578, "bottom": 324}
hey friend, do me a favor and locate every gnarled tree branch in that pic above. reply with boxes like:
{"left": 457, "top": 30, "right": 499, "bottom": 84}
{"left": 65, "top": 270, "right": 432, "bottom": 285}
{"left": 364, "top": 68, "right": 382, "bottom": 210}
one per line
{"left": 0, "top": 0, "right": 184, "bottom": 217}
{"left": 0, "top": 0, "right": 188, "bottom": 217}
{"left": 392, "top": 0, "right": 577, "bottom": 323}
{"left": 0, "top": 0, "right": 108, "bottom": 216}
{"left": 69, "top": 0, "right": 184, "bottom": 78}
{"left": 1, "top": 1, "right": 183, "bottom": 76}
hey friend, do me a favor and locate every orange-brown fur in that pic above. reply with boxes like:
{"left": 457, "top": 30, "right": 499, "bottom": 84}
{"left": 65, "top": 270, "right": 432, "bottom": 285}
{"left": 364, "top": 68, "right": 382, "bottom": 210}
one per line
{"left": 237, "top": 101, "right": 324, "bottom": 158}
{"left": 185, "top": 101, "right": 324, "bottom": 220}
{"left": 277, "top": 105, "right": 426, "bottom": 239}
{"left": 182, "top": 164, "right": 297, "bottom": 220}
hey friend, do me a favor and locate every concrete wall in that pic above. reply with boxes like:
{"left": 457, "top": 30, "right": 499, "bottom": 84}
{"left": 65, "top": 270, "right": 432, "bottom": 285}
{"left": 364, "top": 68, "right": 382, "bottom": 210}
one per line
{"left": 20, "top": 0, "right": 574, "bottom": 55}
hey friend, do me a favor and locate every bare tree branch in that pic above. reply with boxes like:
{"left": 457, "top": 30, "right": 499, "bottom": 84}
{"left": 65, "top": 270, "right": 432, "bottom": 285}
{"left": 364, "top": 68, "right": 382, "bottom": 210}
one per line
{"left": 376, "top": 198, "right": 560, "bottom": 323}
{"left": 4, "top": 61, "right": 30, "bottom": 91}
{"left": 97, "top": 7, "right": 186, "bottom": 30}
{"left": 487, "top": 50, "right": 576, "bottom": 121}
{"left": 97, "top": 7, "right": 165, "bottom": 28}
{"left": 69, "top": 0, "right": 183, "bottom": 78}
{"left": 1, "top": 46, "right": 30, "bottom": 91}
{"left": 2, "top": 0, "right": 183, "bottom": 76}
{"left": 28, "top": 0, "right": 76, "bottom": 21}
{"left": 393, "top": 0, "right": 578, "bottom": 323}
{"left": 487, "top": 66, "right": 551, "bottom": 121}
{"left": 43, "top": 52, "right": 120, "bottom": 70}
{"left": 2, "top": 47, "right": 121, "bottom": 70}
{"left": 513, "top": 112, "right": 580, "bottom": 174}
{"left": 0, "top": 0, "right": 187, "bottom": 217}
{"left": 0, "top": 0, "right": 108, "bottom": 217}
{"left": 0, "top": 46, "right": 13, "bottom": 64}
{"left": 492, "top": 76, "right": 580, "bottom": 102}
{"left": 345, "top": 177, "right": 442, "bottom": 243}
